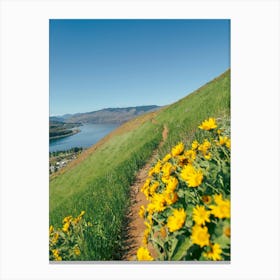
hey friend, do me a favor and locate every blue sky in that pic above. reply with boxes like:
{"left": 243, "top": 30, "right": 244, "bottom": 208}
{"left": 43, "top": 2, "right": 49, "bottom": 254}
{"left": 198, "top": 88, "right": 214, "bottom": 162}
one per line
{"left": 49, "top": 19, "right": 230, "bottom": 116}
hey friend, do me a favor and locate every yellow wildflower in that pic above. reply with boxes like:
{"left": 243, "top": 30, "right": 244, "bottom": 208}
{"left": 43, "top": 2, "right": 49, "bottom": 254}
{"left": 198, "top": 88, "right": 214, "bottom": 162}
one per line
{"left": 226, "top": 139, "right": 231, "bottom": 149}
{"left": 62, "top": 221, "right": 70, "bottom": 232}
{"left": 144, "top": 178, "right": 151, "bottom": 188}
{"left": 149, "top": 181, "right": 160, "bottom": 196}
{"left": 146, "top": 203, "right": 155, "bottom": 215}
{"left": 210, "top": 195, "right": 230, "bottom": 219}
{"left": 142, "top": 189, "right": 149, "bottom": 200}
{"left": 143, "top": 219, "right": 152, "bottom": 245}
{"left": 198, "top": 140, "right": 211, "bottom": 155}
{"left": 52, "top": 249, "right": 62, "bottom": 261}
{"left": 74, "top": 246, "right": 81, "bottom": 256}
{"left": 224, "top": 226, "right": 231, "bottom": 237}
{"left": 52, "top": 249, "right": 59, "bottom": 256}
{"left": 79, "top": 210, "right": 85, "bottom": 217}
{"left": 161, "top": 176, "right": 169, "bottom": 185}
{"left": 192, "top": 205, "right": 211, "bottom": 226}
{"left": 198, "top": 117, "right": 217, "bottom": 131}
{"left": 177, "top": 155, "right": 188, "bottom": 166}
{"left": 167, "top": 208, "right": 186, "bottom": 232}
{"left": 63, "top": 215, "right": 72, "bottom": 224}
{"left": 73, "top": 216, "right": 82, "bottom": 225}
{"left": 219, "top": 136, "right": 231, "bottom": 149}
{"left": 202, "top": 195, "right": 212, "bottom": 204}
{"left": 203, "top": 243, "right": 222, "bottom": 261}
{"left": 148, "top": 161, "right": 161, "bottom": 176}
{"left": 164, "top": 191, "right": 178, "bottom": 205}
{"left": 52, "top": 232, "right": 59, "bottom": 244}
{"left": 171, "top": 142, "right": 184, "bottom": 157}
{"left": 141, "top": 178, "right": 151, "bottom": 199}
{"left": 191, "top": 225, "right": 210, "bottom": 247}
{"left": 148, "top": 162, "right": 162, "bottom": 176}
{"left": 139, "top": 205, "right": 145, "bottom": 218}
{"left": 154, "top": 161, "right": 161, "bottom": 173}
{"left": 137, "top": 247, "right": 154, "bottom": 261}
{"left": 213, "top": 194, "right": 223, "bottom": 204}
{"left": 161, "top": 162, "right": 174, "bottom": 178}
{"left": 219, "top": 136, "right": 228, "bottom": 145}
{"left": 49, "top": 225, "right": 54, "bottom": 235}
{"left": 142, "top": 228, "right": 150, "bottom": 245}
{"left": 152, "top": 193, "right": 166, "bottom": 212}
{"left": 162, "top": 153, "right": 172, "bottom": 162}
{"left": 204, "top": 153, "right": 212, "bottom": 160}
{"left": 166, "top": 176, "right": 178, "bottom": 193}
{"left": 148, "top": 167, "right": 155, "bottom": 176}
{"left": 191, "top": 140, "right": 199, "bottom": 150}
{"left": 210, "top": 201, "right": 230, "bottom": 219}
{"left": 185, "top": 149, "right": 196, "bottom": 162}
{"left": 147, "top": 214, "right": 153, "bottom": 225}
{"left": 144, "top": 221, "right": 152, "bottom": 231}
{"left": 181, "top": 164, "right": 203, "bottom": 187}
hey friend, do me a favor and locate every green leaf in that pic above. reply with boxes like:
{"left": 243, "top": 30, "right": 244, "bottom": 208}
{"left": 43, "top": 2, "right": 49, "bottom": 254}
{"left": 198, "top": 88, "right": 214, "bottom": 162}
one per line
{"left": 177, "top": 189, "right": 185, "bottom": 197}
{"left": 151, "top": 224, "right": 161, "bottom": 232}
{"left": 167, "top": 238, "right": 178, "bottom": 260}
{"left": 184, "top": 244, "right": 202, "bottom": 260}
{"left": 199, "top": 254, "right": 208, "bottom": 261}
{"left": 213, "top": 235, "right": 230, "bottom": 249}
{"left": 171, "top": 235, "right": 192, "bottom": 261}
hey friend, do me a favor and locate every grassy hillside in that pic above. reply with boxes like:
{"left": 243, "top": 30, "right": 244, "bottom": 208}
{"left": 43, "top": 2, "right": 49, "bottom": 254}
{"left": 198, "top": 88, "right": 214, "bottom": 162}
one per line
{"left": 49, "top": 69, "right": 230, "bottom": 260}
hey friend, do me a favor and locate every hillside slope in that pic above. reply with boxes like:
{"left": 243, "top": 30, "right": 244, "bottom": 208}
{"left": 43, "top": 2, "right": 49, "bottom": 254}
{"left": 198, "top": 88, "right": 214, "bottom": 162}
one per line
{"left": 49, "top": 69, "right": 230, "bottom": 260}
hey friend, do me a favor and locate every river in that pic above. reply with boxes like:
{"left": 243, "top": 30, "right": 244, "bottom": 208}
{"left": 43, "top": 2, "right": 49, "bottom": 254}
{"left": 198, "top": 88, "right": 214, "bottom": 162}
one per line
{"left": 49, "top": 123, "right": 119, "bottom": 152}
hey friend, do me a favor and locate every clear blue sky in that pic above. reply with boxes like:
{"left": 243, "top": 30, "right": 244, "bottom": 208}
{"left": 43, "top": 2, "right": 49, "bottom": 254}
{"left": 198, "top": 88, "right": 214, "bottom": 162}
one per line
{"left": 49, "top": 19, "right": 230, "bottom": 116}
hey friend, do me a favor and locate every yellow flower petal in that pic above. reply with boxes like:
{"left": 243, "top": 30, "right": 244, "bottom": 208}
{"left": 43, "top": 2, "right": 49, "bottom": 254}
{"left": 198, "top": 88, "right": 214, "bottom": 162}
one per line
{"left": 198, "top": 118, "right": 217, "bottom": 131}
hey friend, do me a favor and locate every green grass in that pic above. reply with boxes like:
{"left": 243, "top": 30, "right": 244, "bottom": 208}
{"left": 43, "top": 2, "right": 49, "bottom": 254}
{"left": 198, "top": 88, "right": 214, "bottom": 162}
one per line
{"left": 49, "top": 69, "right": 230, "bottom": 260}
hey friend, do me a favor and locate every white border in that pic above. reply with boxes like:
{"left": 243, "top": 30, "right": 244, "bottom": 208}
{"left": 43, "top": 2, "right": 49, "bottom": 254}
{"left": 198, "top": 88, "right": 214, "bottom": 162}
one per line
{"left": 0, "top": 0, "right": 279, "bottom": 279}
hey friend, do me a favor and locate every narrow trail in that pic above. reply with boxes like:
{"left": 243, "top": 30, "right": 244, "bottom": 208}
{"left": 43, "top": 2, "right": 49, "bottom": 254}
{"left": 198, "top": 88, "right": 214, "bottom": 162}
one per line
{"left": 122, "top": 124, "right": 168, "bottom": 260}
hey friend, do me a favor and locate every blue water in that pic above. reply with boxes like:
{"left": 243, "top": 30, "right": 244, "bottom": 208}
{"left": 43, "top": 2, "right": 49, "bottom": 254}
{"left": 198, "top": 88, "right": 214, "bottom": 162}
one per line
{"left": 49, "top": 123, "right": 119, "bottom": 152}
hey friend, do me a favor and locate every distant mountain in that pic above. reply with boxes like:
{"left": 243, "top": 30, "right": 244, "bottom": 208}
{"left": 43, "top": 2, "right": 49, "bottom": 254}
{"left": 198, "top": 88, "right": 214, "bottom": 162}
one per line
{"left": 61, "top": 114, "right": 73, "bottom": 119}
{"left": 60, "top": 105, "right": 161, "bottom": 124}
{"left": 49, "top": 116, "right": 65, "bottom": 123}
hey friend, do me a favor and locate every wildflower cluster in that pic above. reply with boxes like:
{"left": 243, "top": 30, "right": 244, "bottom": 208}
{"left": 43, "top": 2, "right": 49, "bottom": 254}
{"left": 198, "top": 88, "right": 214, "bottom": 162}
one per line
{"left": 137, "top": 117, "right": 230, "bottom": 261}
{"left": 49, "top": 211, "right": 93, "bottom": 261}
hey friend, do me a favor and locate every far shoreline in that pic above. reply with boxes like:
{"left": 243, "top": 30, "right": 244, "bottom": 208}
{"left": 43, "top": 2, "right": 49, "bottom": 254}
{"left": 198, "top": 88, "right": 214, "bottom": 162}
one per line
{"left": 49, "top": 129, "right": 81, "bottom": 141}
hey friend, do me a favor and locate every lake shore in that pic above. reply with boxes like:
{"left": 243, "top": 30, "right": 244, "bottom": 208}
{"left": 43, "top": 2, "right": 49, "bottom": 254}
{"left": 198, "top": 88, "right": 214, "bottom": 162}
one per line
{"left": 49, "top": 129, "right": 81, "bottom": 141}
{"left": 49, "top": 123, "right": 119, "bottom": 153}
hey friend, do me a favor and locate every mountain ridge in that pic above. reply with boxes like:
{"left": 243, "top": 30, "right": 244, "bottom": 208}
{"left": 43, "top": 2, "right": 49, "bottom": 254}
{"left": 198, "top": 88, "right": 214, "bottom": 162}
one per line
{"left": 50, "top": 105, "right": 161, "bottom": 124}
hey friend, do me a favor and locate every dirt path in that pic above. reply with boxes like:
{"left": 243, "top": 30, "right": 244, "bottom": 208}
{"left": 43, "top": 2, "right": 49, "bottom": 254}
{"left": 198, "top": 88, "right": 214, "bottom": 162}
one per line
{"left": 122, "top": 125, "right": 168, "bottom": 260}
